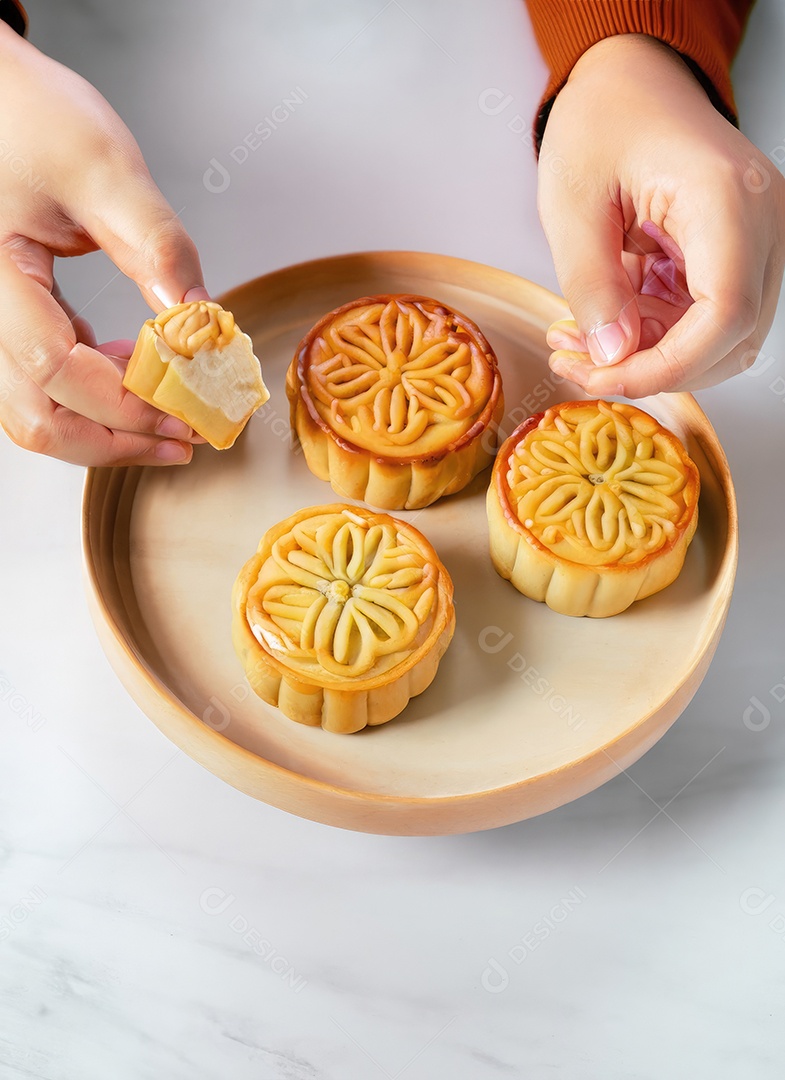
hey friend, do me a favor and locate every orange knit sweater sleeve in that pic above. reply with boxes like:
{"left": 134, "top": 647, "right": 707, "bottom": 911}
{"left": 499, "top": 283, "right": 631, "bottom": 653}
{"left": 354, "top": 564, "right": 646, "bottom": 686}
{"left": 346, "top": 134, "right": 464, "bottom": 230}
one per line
{"left": 525, "top": 0, "right": 755, "bottom": 147}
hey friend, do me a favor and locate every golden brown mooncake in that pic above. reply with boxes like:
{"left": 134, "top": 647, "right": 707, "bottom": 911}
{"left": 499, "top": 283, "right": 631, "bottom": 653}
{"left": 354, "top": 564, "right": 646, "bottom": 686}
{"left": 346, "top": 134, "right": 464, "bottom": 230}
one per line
{"left": 123, "top": 300, "right": 269, "bottom": 449}
{"left": 286, "top": 295, "right": 504, "bottom": 510}
{"left": 232, "top": 504, "right": 455, "bottom": 733}
{"left": 487, "top": 400, "right": 700, "bottom": 617}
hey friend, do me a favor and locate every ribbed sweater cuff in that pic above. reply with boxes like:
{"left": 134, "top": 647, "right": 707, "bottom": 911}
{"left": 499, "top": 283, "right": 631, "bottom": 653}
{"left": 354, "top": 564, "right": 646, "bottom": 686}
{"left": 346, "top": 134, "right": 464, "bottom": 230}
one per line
{"left": 527, "top": 0, "right": 753, "bottom": 149}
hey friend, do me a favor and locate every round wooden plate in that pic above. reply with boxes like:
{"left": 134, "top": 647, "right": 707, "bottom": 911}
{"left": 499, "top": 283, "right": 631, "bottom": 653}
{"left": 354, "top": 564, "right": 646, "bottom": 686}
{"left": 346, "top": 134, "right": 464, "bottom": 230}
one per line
{"left": 82, "top": 252, "right": 738, "bottom": 835}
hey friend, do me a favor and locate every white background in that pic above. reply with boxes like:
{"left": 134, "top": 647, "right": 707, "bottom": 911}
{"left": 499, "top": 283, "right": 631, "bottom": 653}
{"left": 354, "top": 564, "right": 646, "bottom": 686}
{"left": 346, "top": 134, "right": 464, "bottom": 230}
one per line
{"left": 1, "top": 1, "right": 784, "bottom": 1076}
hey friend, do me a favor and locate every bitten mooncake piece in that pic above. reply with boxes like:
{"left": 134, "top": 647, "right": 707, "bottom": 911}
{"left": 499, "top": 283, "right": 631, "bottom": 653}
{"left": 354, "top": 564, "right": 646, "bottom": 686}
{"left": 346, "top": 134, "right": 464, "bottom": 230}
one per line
{"left": 286, "top": 295, "right": 504, "bottom": 510}
{"left": 123, "top": 300, "right": 269, "bottom": 450}
{"left": 487, "top": 400, "right": 700, "bottom": 617}
{"left": 232, "top": 504, "right": 455, "bottom": 733}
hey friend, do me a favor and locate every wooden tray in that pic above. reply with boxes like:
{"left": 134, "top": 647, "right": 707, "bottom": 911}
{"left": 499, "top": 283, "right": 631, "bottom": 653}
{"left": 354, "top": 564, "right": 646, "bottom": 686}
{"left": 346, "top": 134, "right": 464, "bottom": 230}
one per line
{"left": 82, "top": 251, "right": 738, "bottom": 835}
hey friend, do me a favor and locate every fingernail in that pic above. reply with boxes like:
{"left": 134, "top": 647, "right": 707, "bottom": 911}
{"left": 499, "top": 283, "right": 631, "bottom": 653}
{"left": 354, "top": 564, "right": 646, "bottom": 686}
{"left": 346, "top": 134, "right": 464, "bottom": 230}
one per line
{"left": 588, "top": 319, "right": 628, "bottom": 366}
{"left": 641, "top": 257, "right": 685, "bottom": 304}
{"left": 641, "top": 221, "right": 684, "bottom": 264}
{"left": 183, "top": 286, "right": 211, "bottom": 302}
{"left": 640, "top": 318, "right": 666, "bottom": 349}
{"left": 155, "top": 440, "right": 190, "bottom": 463}
{"left": 156, "top": 414, "right": 192, "bottom": 439}
{"left": 550, "top": 339, "right": 586, "bottom": 356}
{"left": 546, "top": 320, "right": 584, "bottom": 352}
{"left": 152, "top": 284, "right": 210, "bottom": 307}
{"left": 547, "top": 330, "right": 584, "bottom": 353}
{"left": 97, "top": 338, "right": 136, "bottom": 358}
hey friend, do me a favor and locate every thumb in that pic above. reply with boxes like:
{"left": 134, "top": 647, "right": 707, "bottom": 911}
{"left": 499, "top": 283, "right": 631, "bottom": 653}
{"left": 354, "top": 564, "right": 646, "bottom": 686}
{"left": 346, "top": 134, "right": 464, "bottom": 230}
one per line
{"left": 70, "top": 165, "right": 207, "bottom": 312}
{"left": 541, "top": 199, "right": 640, "bottom": 367}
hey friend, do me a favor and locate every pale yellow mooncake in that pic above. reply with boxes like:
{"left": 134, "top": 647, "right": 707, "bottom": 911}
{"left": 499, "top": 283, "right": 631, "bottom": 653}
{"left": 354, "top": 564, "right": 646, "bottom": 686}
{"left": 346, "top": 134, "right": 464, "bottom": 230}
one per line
{"left": 232, "top": 504, "right": 456, "bottom": 733}
{"left": 286, "top": 295, "right": 504, "bottom": 510}
{"left": 487, "top": 400, "right": 700, "bottom": 617}
{"left": 123, "top": 300, "right": 269, "bottom": 449}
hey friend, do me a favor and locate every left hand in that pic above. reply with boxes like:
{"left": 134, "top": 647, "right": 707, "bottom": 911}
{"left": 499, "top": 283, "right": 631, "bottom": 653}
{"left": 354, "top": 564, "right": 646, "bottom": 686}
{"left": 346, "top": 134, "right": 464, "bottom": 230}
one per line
{"left": 537, "top": 33, "right": 785, "bottom": 397}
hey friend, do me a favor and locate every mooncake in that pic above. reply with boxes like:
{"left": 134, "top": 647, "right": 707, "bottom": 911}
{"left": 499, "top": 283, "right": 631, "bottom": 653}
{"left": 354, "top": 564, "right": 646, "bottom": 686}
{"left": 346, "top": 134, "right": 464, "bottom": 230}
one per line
{"left": 487, "top": 400, "right": 700, "bottom": 617}
{"left": 232, "top": 504, "right": 455, "bottom": 733}
{"left": 286, "top": 295, "right": 504, "bottom": 509}
{"left": 123, "top": 300, "right": 269, "bottom": 449}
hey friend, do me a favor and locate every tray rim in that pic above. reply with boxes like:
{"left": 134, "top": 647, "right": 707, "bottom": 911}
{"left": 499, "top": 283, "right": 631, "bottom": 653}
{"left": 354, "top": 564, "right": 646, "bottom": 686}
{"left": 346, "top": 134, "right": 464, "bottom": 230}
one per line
{"left": 81, "top": 249, "right": 739, "bottom": 835}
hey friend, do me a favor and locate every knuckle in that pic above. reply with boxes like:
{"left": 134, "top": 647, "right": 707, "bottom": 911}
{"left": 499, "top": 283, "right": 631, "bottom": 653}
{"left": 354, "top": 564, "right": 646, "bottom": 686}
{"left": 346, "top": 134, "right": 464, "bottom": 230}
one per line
{"left": 144, "top": 218, "right": 199, "bottom": 281}
{"left": 711, "top": 153, "right": 743, "bottom": 190}
{"left": 70, "top": 87, "right": 139, "bottom": 166}
{"left": 650, "top": 343, "right": 688, "bottom": 393}
{"left": 716, "top": 294, "right": 759, "bottom": 341}
{"left": 738, "top": 348, "right": 759, "bottom": 373}
{"left": 117, "top": 387, "right": 158, "bottom": 433}
{"left": 2, "top": 405, "right": 53, "bottom": 456}
{"left": 22, "top": 332, "right": 74, "bottom": 387}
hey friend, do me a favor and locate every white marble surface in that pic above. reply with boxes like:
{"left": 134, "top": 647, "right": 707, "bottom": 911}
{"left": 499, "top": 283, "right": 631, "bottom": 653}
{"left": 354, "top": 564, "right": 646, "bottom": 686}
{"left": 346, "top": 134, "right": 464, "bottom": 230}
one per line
{"left": 2, "top": 1, "right": 785, "bottom": 1076}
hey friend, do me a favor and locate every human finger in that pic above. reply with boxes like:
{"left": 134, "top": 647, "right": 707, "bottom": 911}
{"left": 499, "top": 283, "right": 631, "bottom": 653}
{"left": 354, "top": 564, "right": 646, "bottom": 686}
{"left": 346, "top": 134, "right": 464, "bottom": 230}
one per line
{"left": 0, "top": 253, "right": 201, "bottom": 440}
{"left": 0, "top": 353, "right": 193, "bottom": 466}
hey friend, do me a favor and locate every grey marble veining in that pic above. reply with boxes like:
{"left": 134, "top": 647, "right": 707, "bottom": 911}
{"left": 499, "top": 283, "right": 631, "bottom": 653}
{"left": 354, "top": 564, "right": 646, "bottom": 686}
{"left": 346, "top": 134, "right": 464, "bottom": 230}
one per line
{"left": 2, "top": 0, "right": 785, "bottom": 1077}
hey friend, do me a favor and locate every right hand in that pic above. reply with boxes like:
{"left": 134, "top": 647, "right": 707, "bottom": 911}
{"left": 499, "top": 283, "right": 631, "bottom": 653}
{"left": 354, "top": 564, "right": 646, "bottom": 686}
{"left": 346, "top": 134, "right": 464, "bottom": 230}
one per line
{"left": 0, "top": 22, "right": 208, "bottom": 466}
